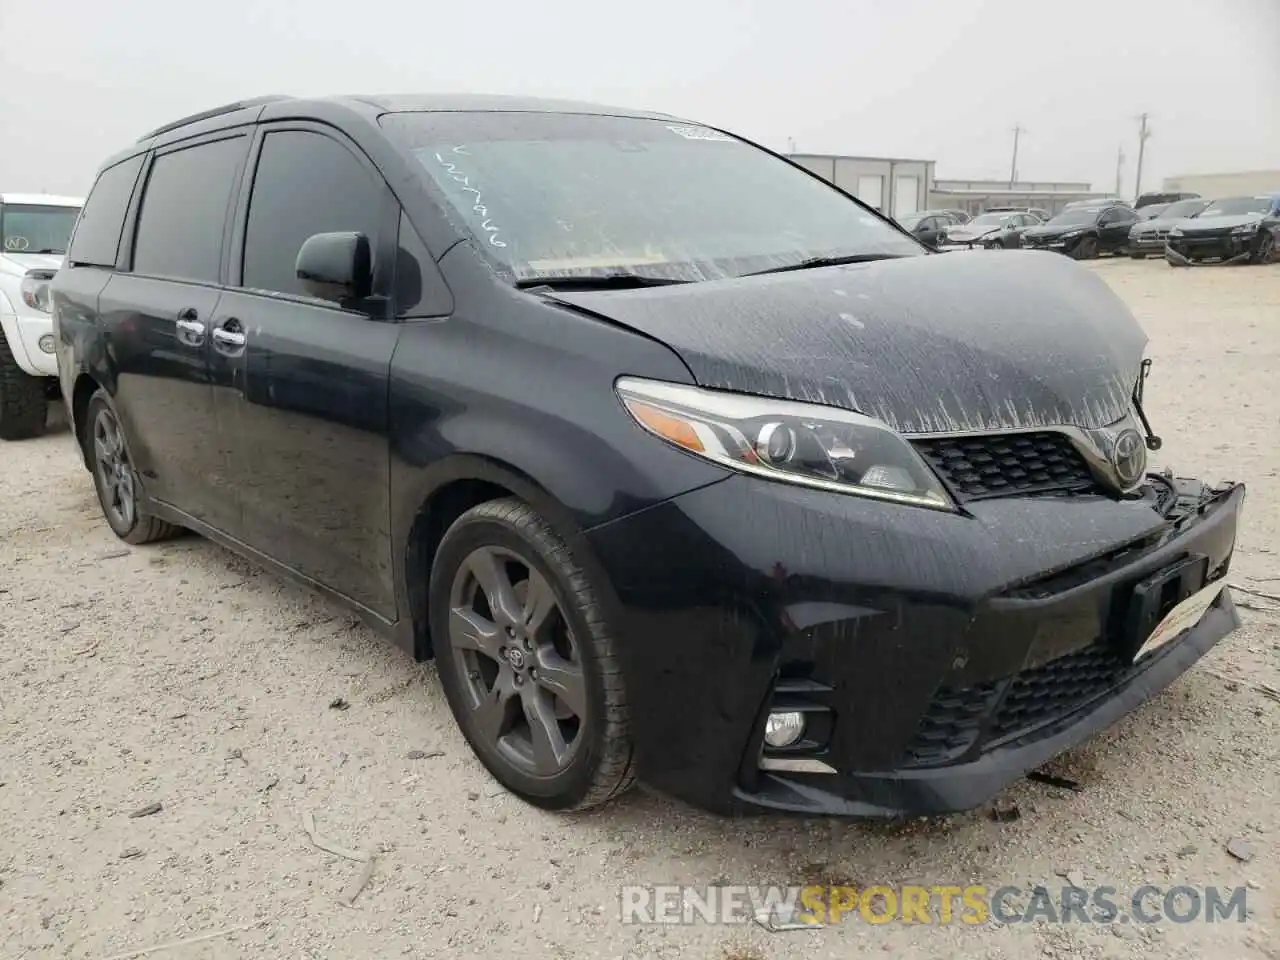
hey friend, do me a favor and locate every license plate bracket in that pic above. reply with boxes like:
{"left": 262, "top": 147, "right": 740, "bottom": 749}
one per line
{"left": 1118, "top": 554, "right": 1209, "bottom": 660}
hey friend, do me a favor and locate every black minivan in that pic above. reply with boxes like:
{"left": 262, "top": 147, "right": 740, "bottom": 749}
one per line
{"left": 51, "top": 95, "right": 1244, "bottom": 818}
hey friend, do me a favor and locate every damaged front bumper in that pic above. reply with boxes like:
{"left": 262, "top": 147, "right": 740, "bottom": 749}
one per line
{"left": 587, "top": 471, "right": 1244, "bottom": 817}
{"left": 1165, "top": 236, "right": 1255, "bottom": 265}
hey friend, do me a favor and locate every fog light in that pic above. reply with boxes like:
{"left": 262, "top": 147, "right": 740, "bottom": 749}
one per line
{"left": 763, "top": 710, "right": 806, "bottom": 748}
{"left": 38, "top": 334, "right": 56, "bottom": 354}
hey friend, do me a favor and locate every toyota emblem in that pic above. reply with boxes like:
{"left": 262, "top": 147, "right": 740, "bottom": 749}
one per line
{"left": 1111, "top": 429, "right": 1147, "bottom": 487}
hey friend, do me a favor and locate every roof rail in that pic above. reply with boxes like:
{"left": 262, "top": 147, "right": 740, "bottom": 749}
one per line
{"left": 136, "top": 95, "right": 293, "bottom": 143}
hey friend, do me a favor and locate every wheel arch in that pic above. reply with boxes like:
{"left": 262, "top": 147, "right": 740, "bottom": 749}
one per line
{"left": 394, "top": 454, "right": 615, "bottom": 663}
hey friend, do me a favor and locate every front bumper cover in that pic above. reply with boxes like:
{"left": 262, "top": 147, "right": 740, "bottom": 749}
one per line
{"left": 587, "top": 473, "right": 1244, "bottom": 817}
{"left": 1165, "top": 234, "right": 1255, "bottom": 265}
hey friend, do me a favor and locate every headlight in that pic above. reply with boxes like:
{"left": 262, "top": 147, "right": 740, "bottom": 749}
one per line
{"left": 1231, "top": 221, "right": 1259, "bottom": 235}
{"left": 1061, "top": 229, "right": 1085, "bottom": 238}
{"left": 19, "top": 270, "right": 55, "bottom": 314}
{"left": 615, "top": 378, "right": 954, "bottom": 510}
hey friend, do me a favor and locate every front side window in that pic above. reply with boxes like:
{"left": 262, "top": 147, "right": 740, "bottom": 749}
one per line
{"left": 380, "top": 111, "right": 922, "bottom": 284}
{"left": 132, "top": 137, "right": 247, "bottom": 283}
{"left": 1, "top": 204, "right": 81, "bottom": 256}
{"left": 241, "top": 130, "right": 383, "bottom": 299}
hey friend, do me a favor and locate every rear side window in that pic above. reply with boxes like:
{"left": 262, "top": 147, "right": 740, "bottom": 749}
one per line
{"left": 132, "top": 136, "right": 246, "bottom": 284}
{"left": 67, "top": 155, "right": 144, "bottom": 267}
{"left": 241, "top": 130, "right": 383, "bottom": 299}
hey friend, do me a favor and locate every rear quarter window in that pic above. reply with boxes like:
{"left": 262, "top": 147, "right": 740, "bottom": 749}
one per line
{"left": 67, "top": 155, "right": 144, "bottom": 268}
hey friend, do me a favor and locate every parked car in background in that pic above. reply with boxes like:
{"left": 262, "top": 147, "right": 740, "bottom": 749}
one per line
{"left": 939, "top": 211, "right": 1041, "bottom": 250}
{"left": 1127, "top": 198, "right": 1210, "bottom": 258}
{"left": 897, "top": 210, "right": 962, "bottom": 247}
{"left": 1021, "top": 204, "right": 1139, "bottom": 258}
{"left": 1135, "top": 190, "right": 1200, "bottom": 210}
{"left": 1165, "top": 194, "right": 1280, "bottom": 266}
{"left": 938, "top": 208, "right": 971, "bottom": 224}
{"left": 0, "top": 193, "right": 84, "bottom": 439}
{"left": 50, "top": 94, "right": 1246, "bottom": 819}
{"left": 984, "top": 205, "right": 1051, "bottom": 221}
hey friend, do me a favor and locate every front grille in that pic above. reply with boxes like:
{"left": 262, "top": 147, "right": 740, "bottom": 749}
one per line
{"left": 902, "top": 641, "right": 1132, "bottom": 766}
{"left": 911, "top": 432, "right": 1100, "bottom": 501}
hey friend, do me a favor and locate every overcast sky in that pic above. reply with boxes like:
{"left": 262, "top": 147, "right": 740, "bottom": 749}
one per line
{"left": 3, "top": 0, "right": 1277, "bottom": 198}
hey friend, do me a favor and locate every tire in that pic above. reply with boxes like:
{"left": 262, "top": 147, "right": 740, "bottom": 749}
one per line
{"left": 1071, "top": 236, "right": 1099, "bottom": 260}
{"left": 429, "top": 498, "right": 635, "bottom": 811}
{"left": 84, "top": 390, "right": 183, "bottom": 544}
{"left": 1251, "top": 230, "right": 1275, "bottom": 265}
{"left": 0, "top": 335, "right": 48, "bottom": 440}
{"left": 1128, "top": 251, "right": 1145, "bottom": 259}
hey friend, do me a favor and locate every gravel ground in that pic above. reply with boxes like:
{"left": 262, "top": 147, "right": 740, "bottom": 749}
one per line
{"left": 2, "top": 259, "right": 1278, "bottom": 960}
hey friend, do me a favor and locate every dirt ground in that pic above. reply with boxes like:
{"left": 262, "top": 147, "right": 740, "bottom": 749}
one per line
{"left": 2, "top": 259, "right": 1278, "bottom": 960}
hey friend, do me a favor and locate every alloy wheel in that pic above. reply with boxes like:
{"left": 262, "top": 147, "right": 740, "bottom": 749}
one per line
{"left": 92, "top": 406, "right": 136, "bottom": 530}
{"left": 448, "top": 545, "right": 587, "bottom": 778}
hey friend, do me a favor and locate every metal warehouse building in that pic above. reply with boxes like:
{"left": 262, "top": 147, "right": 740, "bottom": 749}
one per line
{"left": 1161, "top": 169, "right": 1280, "bottom": 199}
{"left": 788, "top": 154, "right": 934, "bottom": 218}
{"left": 788, "top": 154, "right": 1111, "bottom": 217}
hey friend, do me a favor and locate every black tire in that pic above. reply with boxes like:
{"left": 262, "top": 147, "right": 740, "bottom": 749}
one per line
{"left": 1128, "top": 251, "right": 1145, "bottom": 259}
{"left": 84, "top": 390, "right": 183, "bottom": 544}
{"left": 1072, "top": 236, "right": 1099, "bottom": 260}
{"left": 1251, "top": 230, "right": 1276, "bottom": 265}
{"left": 0, "top": 336, "right": 48, "bottom": 440}
{"left": 429, "top": 498, "right": 635, "bottom": 811}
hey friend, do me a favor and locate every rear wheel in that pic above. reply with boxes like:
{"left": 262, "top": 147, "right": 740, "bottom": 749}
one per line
{"left": 1072, "top": 236, "right": 1099, "bottom": 260}
{"left": 85, "top": 390, "right": 182, "bottom": 544}
{"left": 1251, "top": 230, "right": 1275, "bottom": 265}
{"left": 430, "top": 498, "right": 635, "bottom": 811}
{"left": 0, "top": 336, "right": 48, "bottom": 440}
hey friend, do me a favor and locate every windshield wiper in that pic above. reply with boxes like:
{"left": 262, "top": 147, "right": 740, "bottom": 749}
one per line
{"left": 740, "top": 253, "right": 909, "bottom": 277}
{"left": 515, "top": 272, "right": 690, "bottom": 291}
{"left": 14, "top": 247, "right": 66, "bottom": 255}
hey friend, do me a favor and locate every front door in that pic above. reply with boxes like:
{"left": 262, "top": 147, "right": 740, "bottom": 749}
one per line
{"left": 101, "top": 133, "right": 249, "bottom": 531}
{"left": 212, "top": 125, "right": 402, "bottom": 617}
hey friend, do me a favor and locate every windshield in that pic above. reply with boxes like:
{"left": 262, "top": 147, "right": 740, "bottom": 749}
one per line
{"left": 1139, "top": 203, "right": 1170, "bottom": 219}
{"left": 1047, "top": 209, "right": 1100, "bottom": 226}
{"left": 1199, "top": 197, "right": 1269, "bottom": 217}
{"left": 379, "top": 112, "right": 922, "bottom": 283}
{"left": 0, "top": 204, "right": 80, "bottom": 255}
{"left": 971, "top": 213, "right": 1013, "bottom": 226}
{"left": 1163, "top": 199, "right": 1207, "bottom": 218}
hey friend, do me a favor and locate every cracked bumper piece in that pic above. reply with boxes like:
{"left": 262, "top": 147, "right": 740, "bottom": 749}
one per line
{"left": 587, "top": 475, "right": 1244, "bottom": 817}
{"left": 1166, "top": 237, "right": 1254, "bottom": 265}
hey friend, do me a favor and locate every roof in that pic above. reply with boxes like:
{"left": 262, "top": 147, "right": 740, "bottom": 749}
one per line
{"left": 0, "top": 193, "right": 83, "bottom": 207}
{"left": 345, "top": 93, "right": 679, "bottom": 120}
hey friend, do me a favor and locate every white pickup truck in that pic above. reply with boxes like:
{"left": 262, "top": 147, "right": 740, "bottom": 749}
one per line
{"left": 0, "top": 193, "right": 84, "bottom": 439}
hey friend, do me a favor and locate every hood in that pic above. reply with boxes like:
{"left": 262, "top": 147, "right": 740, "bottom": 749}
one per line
{"left": 1131, "top": 214, "right": 1199, "bottom": 232}
{"left": 549, "top": 250, "right": 1146, "bottom": 435}
{"left": 944, "top": 224, "right": 1000, "bottom": 242}
{"left": 1177, "top": 213, "right": 1263, "bottom": 234}
{"left": 1022, "top": 221, "right": 1095, "bottom": 239}
{"left": 0, "top": 251, "right": 64, "bottom": 278}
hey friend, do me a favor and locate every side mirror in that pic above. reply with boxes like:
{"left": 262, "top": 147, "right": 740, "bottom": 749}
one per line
{"left": 296, "top": 232, "right": 372, "bottom": 305}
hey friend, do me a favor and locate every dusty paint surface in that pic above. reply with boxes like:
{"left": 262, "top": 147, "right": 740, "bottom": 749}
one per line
{"left": 553, "top": 250, "right": 1149, "bottom": 435}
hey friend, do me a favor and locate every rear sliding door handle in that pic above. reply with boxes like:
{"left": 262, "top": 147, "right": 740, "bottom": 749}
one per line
{"left": 211, "top": 316, "right": 246, "bottom": 351}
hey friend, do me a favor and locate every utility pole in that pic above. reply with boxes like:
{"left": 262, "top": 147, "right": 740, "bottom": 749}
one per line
{"left": 1008, "top": 123, "right": 1024, "bottom": 189}
{"left": 1115, "top": 144, "right": 1125, "bottom": 196}
{"left": 1133, "top": 113, "right": 1151, "bottom": 200}
{"left": 786, "top": 137, "right": 796, "bottom": 155}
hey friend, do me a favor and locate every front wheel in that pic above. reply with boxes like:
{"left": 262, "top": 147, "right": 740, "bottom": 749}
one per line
{"left": 1251, "top": 230, "right": 1276, "bottom": 265}
{"left": 0, "top": 336, "right": 48, "bottom": 440}
{"left": 429, "top": 498, "right": 636, "bottom": 811}
{"left": 1072, "top": 236, "right": 1099, "bottom": 260}
{"left": 85, "top": 390, "right": 183, "bottom": 544}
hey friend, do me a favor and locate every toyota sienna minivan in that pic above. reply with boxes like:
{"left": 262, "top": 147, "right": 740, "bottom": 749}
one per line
{"left": 51, "top": 95, "right": 1244, "bottom": 817}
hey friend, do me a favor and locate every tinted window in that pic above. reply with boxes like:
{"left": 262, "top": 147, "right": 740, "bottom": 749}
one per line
{"left": 67, "top": 156, "right": 143, "bottom": 267}
{"left": 242, "top": 131, "right": 383, "bottom": 299}
{"left": 132, "top": 137, "right": 246, "bottom": 283}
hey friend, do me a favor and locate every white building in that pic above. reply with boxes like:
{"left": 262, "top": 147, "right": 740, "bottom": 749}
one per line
{"left": 788, "top": 154, "right": 934, "bottom": 218}
{"left": 1161, "top": 170, "right": 1280, "bottom": 199}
